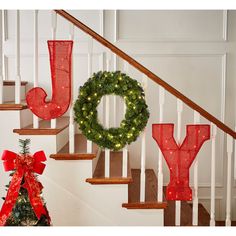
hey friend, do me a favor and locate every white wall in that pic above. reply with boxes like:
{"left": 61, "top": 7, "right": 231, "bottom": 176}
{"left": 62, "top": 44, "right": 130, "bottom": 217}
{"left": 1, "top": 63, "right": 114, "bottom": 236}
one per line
{"left": 1, "top": 10, "right": 236, "bottom": 221}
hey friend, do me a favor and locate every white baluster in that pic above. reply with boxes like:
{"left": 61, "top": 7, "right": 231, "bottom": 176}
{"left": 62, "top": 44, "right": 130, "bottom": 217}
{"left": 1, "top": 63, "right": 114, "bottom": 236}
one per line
{"left": 33, "top": 10, "right": 39, "bottom": 128}
{"left": 140, "top": 74, "right": 147, "bottom": 202}
{"left": 113, "top": 12, "right": 117, "bottom": 127}
{"left": 104, "top": 52, "right": 111, "bottom": 178}
{"left": 113, "top": 60, "right": 117, "bottom": 127}
{"left": 87, "top": 39, "right": 93, "bottom": 153}
{"left": 158, "top": 86, "right": 165, "bottom": 202}
{"left": 140, "top": 130, "right": 146, "bottom": 202}
{"left": 69, "top": 23, "right": 75, "bottom": 153}
{"left": 0, "top": 10, "right": 3, "bottom": 104}
{"left": 51, "top": 11, "right": 57, "bottom": 41}
{"left": 234, "top": 126, "right": 236, "bottom": 180}
{"left": 226, "top": 134, "right": 233, "bottom": 226}
{"left": 15, "top": 10, "right": 21, "bottom": 104}
{"left": 2, "top": 11, "right": 6, "bottom": 82}
{"left": 177, "top": 99, "right": 183, "bottom": 142}
{"left": 210, "top": 123, "right": 217, "bottom": 226}
{"left": 122, "top": 61, "right": 129, "bottom": 178}
{"left": 51, "top": 11, "right": 57, "bottom": 129}
{"left": 176, "top": 98, "right": 183, "bottom": 226}
{"left": 122, "top": 145, "right": 128, "bottom": 178}
{"left": 192, "top": 111, "right": 200, "bottom": 226}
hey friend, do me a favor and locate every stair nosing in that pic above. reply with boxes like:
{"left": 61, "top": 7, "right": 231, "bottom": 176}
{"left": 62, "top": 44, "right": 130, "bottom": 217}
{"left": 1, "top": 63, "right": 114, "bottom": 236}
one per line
{"left": 3, "top": 80, "right": 28, "bottom": 86}
{"left": 122, "top": 201, "right": 167, "bottom": 209}
{"left": 50, "top": 153, "right": 97, "bottom": 160}
{"left": 86, "top": 177, "right": 133, "bottom": 185}
{"left": 0, "top": 103, "right": 28, "bottom": 110}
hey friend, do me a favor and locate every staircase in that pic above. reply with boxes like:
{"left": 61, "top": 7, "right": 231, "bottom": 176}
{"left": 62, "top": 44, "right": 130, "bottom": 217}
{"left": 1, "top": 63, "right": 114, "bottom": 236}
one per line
{"left": 0, "top": 10, "right": 236, "bottom": 226}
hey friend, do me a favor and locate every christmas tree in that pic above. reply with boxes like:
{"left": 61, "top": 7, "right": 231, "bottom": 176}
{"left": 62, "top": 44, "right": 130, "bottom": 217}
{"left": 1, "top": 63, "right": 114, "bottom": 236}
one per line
{"left": 2, "top": 139, "right": 51, "bottom": 226}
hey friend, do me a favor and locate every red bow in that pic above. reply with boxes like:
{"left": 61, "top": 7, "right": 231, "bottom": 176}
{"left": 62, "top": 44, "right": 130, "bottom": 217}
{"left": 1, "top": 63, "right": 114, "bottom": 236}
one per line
{"left": 0, "top": 150, "right": 48, "bottom": 226}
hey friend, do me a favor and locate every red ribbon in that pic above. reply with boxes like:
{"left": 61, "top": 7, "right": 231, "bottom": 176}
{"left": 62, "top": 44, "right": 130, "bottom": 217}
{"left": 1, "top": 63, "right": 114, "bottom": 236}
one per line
{"left": 0, "top": 150, "right": 49, "bottom": 226}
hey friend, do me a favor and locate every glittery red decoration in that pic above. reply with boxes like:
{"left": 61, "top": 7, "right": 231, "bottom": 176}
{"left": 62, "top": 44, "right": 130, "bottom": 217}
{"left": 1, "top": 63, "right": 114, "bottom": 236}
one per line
{"left": 152, "top": 124, "right": 210, "bottom": 201}
{"left": 0, "top": 150, "right": 50, "bottom": 226}
{"left": 26, "top": 40, "right": 73, "bottom": 120}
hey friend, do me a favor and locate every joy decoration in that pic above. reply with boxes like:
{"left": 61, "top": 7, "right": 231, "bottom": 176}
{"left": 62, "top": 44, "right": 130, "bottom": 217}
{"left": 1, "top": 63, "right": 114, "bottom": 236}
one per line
{"left": 26, "top": 40, "right": 73, "bottom": 120}
{"left": 152, "top": 124, "right": 210, "bottom": 201}
{"left": 25, "top": 40, "right": 211, "bottom": 203}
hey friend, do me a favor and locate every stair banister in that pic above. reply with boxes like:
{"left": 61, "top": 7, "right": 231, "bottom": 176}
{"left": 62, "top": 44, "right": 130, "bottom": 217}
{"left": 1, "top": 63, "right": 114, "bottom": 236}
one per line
{"left": 192, "top": 111, "right": 200, "bottom": 226}
{"left": 104, "top": 52, "right": 111, "bottom": 178}
{"left": 175, "top": 99, "right": 183, "bottom": 226}
{"left": 226, "top": 134, "right": 233, "bottom": 226}
{"left": 140, "top": 74, "right": 147, "bottom": 202}
{"left": 55, "top": 9, "right": 236, "bottom": 139}
{"left": 33, "top": 10, "right": 39, "bottom": 128}
{"left": 50, "top": 11, "right": 57, "bottom": 129}
{"left": 157, "top": 86, "right": 165, "bottom": 202}
{"left": 15, "top": 10, "right": 21, "bottom": 104}
{"left": 0, "top": 10, "right": 3, "bottom": 104}
{"left": 86, "top": 38, "right": 93, "bottom": 154}
{"left": 210, "top": 123, "right": 217, "bottom": 226}
{"left": 69, "top": 22, "right": 75, "bottom": 153}
{"left": 113, "top": 10, "right": 117, "bottom": 127}
{"left": 234, "top": 126, "right": 236, "bottom": 180}
{"left": 122, "top": 61, "right": 129, "bottom": 178}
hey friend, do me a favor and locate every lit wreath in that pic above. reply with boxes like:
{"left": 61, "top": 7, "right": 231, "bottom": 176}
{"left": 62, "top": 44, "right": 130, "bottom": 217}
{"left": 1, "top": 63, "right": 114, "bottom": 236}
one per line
{"left": 74, "top": 71, "right": 149, "bottom": 151}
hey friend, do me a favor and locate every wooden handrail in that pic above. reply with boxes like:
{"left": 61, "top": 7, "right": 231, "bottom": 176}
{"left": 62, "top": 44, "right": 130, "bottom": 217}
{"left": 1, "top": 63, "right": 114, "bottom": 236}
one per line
{"left": 55, "top": 10, "right": 236, "bottom": 139}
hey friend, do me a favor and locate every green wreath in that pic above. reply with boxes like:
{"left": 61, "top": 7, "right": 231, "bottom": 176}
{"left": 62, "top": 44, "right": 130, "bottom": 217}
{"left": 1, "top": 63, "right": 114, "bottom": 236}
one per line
{"left": 74, "top": 71, "right": 150, "bottom": 151}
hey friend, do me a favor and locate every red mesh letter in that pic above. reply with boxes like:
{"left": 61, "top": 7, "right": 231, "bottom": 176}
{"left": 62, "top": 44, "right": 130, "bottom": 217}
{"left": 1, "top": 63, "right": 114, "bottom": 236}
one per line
{"left": 26, "top": 40, "right": 73, "bottom": 120}
{"left": 152, "top": 124, "right": 210, "bottom": 201}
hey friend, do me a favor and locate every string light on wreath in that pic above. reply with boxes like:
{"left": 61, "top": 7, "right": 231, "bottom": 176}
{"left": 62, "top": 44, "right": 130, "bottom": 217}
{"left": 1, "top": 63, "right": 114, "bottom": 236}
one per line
{"left": 74, "top": 71, "right": 150, "bottom": 151}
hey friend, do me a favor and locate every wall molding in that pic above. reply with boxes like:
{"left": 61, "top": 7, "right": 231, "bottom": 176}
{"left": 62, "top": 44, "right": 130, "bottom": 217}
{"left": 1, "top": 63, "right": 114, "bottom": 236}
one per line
{"left": 115, "top": 10, "right": 228, "bottom": 43}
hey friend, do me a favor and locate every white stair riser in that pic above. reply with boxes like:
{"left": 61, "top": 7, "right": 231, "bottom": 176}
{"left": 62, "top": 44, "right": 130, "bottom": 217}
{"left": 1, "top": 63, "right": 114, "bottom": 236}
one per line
{"left": 20, "top": 108, "right": 33, "bottom": 128}
{"left": 0, "top": 110, "right": 32, "bottom": 151}
{"left": 16, "top": 127, "right": 69, "bottom": 156}
{"left": 43, "top": 160, "right": 163, "bottom": 226}
{"left": 2, "top": 85, "right": 26, "bottom": 102}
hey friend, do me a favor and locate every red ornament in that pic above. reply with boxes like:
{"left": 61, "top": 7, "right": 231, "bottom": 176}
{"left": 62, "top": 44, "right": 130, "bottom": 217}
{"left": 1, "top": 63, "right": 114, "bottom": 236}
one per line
{"left": 0, "top": 150, "right": 50, "bottom": 226}
{"left": 152, "top": 124, "right": 210, "bottom": 201}
{"left": 26, "top": 40, "right": 73, "bottom": 120}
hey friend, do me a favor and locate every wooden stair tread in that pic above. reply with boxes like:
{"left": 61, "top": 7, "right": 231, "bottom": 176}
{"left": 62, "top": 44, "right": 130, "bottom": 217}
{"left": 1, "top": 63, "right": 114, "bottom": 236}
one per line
{"left": 13, "top": 117, "right": 69, "bottom": 135}
{"left": 122, "top": 169, "right": 167, "bottom": 209}
{"left": 50, "top": 134, "right": 98, "bottom": 160}
{"left": 0, "top": 101, "right": 28, "bottom": 110}
{"left": 3, "top": 80, "right": 28, "bottom": 86}
{"left": 86, "top": 151, "right": 132, "bottom": 184}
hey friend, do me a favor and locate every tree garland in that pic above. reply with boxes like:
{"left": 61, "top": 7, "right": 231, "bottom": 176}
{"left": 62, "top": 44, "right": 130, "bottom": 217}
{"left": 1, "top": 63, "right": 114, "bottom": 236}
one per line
{"left": 74, "top": 71, "right": 150, "bottom": 151}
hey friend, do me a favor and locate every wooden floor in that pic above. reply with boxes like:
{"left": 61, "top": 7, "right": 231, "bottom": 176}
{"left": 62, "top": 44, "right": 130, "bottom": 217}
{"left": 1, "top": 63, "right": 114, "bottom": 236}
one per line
{"left": 86, "top": 151, "right": 132, "bottom": 184}
{"left": 122, "top": 169, "right": 167, "bottom": 209}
